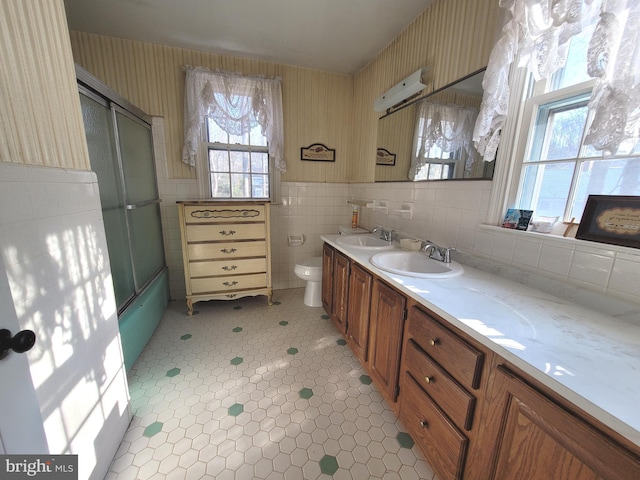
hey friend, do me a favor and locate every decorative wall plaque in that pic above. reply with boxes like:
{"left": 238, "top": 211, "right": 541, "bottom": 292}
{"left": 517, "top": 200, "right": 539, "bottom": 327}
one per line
{"left": 576, "top": 195, "right": 640, "bottom": 248}
{"left": 301, "top": 143, "right": 335, "bottom": 162}
{"left": 376, "top": 148, "right": 397, "bottom": 166}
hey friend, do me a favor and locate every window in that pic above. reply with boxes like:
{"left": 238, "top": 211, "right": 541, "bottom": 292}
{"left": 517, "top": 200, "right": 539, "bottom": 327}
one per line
{"left": 206, "top": 113, "right": 270, "bottom": 199}
{"left": 182, "top": 67, "right": 285, "bottom": 201}
{"left": 512, "top": 27, "right": 640, "bottom": 222}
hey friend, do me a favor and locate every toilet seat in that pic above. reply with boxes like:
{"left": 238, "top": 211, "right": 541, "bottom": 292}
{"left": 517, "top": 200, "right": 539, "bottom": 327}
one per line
{"left": 294, "top": 257, "right": 322, "bottom": 279}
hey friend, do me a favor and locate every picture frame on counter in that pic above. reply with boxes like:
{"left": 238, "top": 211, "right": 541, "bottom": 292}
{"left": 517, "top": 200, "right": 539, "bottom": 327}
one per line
{"left": 576, "top": 195, "right": 640, "bottom": 249}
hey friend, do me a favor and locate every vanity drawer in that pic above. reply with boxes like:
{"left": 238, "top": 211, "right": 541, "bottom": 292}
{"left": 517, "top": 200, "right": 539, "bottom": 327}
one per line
{"left": 399, "top": 373, "right": 468, "bottom": 480}
{"left": 186, "top": 223, "right": 265, "bottom": 242}
{"left": 184, "top": 204, "right": 266, "bottom": 223}
{"left": 190, "top": 273, "right": 267, "bottom": 294}
{"left": 189, "top": 258, "right": 267, "bottom": 278}
{"left": 188, "top": 241, "right": 266, "bottom": 260}
{"left": 404, "top": 340, "right": 476, "bottom": 431}
{"left": 408, "top": 306, "right": 483, "bottom": 390}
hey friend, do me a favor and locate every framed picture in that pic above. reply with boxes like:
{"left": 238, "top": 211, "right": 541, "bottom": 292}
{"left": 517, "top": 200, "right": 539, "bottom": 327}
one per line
{"left": 301, "top": 143, "right": 335, "bottom": 162}
{"left": 576, "top": 195, "right": 640, "bottom": 249}
{"left": 502, "top": 208, "right": 533, "bottom": 231}
{"left": 376, "top": 148, "right": 396, "bottom": 166}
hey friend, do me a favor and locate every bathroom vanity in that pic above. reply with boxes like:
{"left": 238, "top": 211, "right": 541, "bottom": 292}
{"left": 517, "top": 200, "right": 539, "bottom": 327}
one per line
{"left": 178, "top": 201, "right": 272, "bottom": 314}
{"left": 321, "top": 235, "right": 640, "bottom": 480}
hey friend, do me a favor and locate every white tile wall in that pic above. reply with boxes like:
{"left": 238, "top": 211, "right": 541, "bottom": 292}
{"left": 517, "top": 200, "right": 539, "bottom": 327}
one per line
{"left": 0, "top": 162, "right": 131, "bottom": 480}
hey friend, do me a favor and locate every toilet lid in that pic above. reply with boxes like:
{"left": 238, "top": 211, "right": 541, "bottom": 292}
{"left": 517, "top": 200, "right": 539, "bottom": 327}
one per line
{"left": 298, "top": 256, "right": 322, "bottom": 268}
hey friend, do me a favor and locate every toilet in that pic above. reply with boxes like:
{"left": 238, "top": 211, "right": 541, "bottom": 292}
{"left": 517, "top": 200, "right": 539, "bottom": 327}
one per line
{"left": 294, "top": 256, "right": 323, "bottom": 307}
{"left": 294, "top": 227, "right": 369, "bottom": 307}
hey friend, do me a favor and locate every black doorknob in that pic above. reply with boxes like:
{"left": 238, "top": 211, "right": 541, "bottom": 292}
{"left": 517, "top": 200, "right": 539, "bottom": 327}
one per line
{"left": 0, "top": 328, "right": 36, "bottom": 360}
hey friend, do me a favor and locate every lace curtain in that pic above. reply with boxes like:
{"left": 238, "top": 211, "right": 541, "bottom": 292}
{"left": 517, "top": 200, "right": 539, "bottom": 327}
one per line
{"left": 182, "top": 66, "right": 286, "bottom": 172}
{"left": 409, "top": 101, "right": 480, "bottom": 180}
{"left": 473, "top": 0, "right": 640, "bottom": 162}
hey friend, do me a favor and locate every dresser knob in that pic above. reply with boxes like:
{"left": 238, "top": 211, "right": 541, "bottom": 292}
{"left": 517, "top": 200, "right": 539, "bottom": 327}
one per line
{"left": 429, "top": 338, "right": 439, "bottom": 346}
{"left": 220, "top": 230, "right": 236, "bottom": 236}
{"left": 424, "top": 376, "right": 433, "bottom": 384}
{"left": 420, "top": 420, "right": 428, "bottom": 428}
{"left": 221, "top": 248, "right": 237, "bottom": 254}
{"left": 223, "top": 281, "right": 238, "bottom": 287}
{"left": 222, "top": 265, "right": 238, "bottom": 271}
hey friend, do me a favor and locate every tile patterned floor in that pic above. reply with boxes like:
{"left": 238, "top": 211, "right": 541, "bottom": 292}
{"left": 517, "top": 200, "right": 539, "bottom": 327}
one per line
{"left": 106, "top": 288, "right": 438, "bottom": 480}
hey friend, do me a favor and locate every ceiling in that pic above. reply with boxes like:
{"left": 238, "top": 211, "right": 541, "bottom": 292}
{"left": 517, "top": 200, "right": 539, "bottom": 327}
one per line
{"left": 63, "top": 0, "right": 434, "bottom": 75}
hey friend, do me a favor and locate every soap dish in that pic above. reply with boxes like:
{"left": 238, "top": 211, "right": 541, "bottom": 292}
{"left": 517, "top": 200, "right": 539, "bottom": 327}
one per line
{"left": 400, "top": 238, "right": 421, "bottom": 251}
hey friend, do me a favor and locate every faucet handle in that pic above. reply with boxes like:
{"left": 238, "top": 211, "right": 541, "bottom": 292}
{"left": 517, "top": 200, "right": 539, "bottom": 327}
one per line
{"left": 441, "top": 247, "right": 457, "bottom": 263}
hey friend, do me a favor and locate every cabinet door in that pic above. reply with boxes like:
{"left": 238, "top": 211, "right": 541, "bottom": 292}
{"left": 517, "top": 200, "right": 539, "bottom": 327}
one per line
{"left": 331, "top": 251, "right": 350, "bottom": 335}
{"left": 346, "top": 264, "right": 372, "bottom": 363}
{"left": 321, "top": 243, "right": 334, "bottom": 314}
{"left": 368, "top": 280, "right": 406, "bottom": 403}
{"left": 488, "top": 366, "right": 640, "bottom": 480}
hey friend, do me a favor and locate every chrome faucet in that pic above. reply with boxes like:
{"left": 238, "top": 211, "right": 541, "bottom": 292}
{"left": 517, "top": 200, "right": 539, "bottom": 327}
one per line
{"left": 372, "top": 226, "right": 393, "bottom": 242}
{"left": 419, "top": 240, "right": 457, "bottom": 263}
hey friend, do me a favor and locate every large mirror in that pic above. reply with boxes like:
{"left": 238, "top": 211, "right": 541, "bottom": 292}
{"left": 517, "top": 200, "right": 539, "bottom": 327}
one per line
{"left": 375, "top": 68, "right": 494, "bottom": 182}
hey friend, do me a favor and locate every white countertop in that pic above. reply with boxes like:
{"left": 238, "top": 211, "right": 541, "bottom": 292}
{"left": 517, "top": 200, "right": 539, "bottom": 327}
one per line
{"left": 321, "top": 234, "right": 640, "bottom": 448}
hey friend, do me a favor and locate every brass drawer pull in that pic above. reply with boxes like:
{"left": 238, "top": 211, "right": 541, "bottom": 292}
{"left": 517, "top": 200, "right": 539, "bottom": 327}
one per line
{"left": 223, "top": 281, "right": 238, "bottom": 287}
{"left": 221, "top": 248, "right": 237, "bottom": 254}
{"left": 222, "top": 265, "right": 238, "bottom": 271}
{"left": 420, "top": 420, "right": 429, "bottom": 428}
{"left": 429, "top": 338, "right": 440, "bottom": 346}
{"left": 424, "top": 375, "right": 434, "bottom": 384}
{"left": 220, "top": 230, "right": 236, "bottom": 236}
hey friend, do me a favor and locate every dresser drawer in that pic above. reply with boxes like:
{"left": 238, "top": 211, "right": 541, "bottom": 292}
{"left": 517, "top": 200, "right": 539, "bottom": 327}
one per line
{"left": 184, "top": 204, "right": 266, "bottom": 224}
{"left": 189, "top": 258, "right": 267, "bottom": 278}
{"left": 404, "top": 340, "right": 476, "bottom": 431}
{"left": 399, "top": 373, "right": 468, "bottom": 480}
{"left": 408, "top": 306, "right": 483, "bottom": 389}
{"left": 186, "top": 223, "right": 265, "bottom": 242}
{"left": 190, "top": 273, "right": 267, "bottom": 294}
{"left": 188, "top": 241, "right": 266, "bottom": 260}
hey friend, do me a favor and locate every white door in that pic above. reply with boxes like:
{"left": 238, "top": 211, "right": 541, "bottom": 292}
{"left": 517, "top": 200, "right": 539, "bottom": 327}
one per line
{"left": 0, "top": 254, "right": 48, "bottom": 453}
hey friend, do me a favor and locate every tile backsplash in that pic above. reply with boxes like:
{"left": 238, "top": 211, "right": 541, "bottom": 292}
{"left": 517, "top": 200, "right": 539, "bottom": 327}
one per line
{"left": 151, "top": 118, "right": 640, "bottom": 308}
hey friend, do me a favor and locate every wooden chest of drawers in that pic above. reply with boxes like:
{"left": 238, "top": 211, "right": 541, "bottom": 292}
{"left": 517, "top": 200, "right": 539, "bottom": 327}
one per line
{"left": 178, "top": 201, "right": 272, "bottom": 314}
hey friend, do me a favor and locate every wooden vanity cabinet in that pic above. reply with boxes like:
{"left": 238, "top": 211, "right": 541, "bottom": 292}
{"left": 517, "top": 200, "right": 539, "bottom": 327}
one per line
{"left": 368, "top": 279, "right": 407, "bottom": 406}
{"left": 178, "top": 201, "right": 272, "bottom": 315}
{"left": 330, "top": 250, "right": 350, "bottom": 335}
{"left": 399, "top": 305, "right": 487, "bottom": 480}
{"left": 345, "top": 263, "right": 372, "bottom": 363}
{"left": 478, "top": 365, "right": 640, "bottom": 480}
{"left": 322, "top": 244, "right": 372, "bottom": 364}
{"left": 321, "top": 243, "right": 334, "bottom": 313}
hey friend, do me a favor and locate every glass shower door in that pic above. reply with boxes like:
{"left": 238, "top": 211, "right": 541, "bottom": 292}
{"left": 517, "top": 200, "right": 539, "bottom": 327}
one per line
{"left": 79, "top": 93, "right": 136, "bottom": 309}
{"left": 114, "top": 109, "right": 165, "bottom": 291}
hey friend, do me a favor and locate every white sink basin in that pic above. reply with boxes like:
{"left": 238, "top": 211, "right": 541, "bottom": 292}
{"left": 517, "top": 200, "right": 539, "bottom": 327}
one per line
{"left": 335, "top": 234, "right": 394, "bottom": 250}
{"left": 370, "top": 251, "right": 463, "bottom": 278}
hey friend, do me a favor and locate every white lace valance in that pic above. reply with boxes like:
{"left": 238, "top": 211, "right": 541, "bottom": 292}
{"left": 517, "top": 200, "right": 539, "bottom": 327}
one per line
{"left": 474, "top": 0, "right": 640, "bottom": 161}
{"left": 409, "top": 101, "right": 480, "bottom": 180}
{"left": 182, "top": 66, "right": 286, "bottom": 172}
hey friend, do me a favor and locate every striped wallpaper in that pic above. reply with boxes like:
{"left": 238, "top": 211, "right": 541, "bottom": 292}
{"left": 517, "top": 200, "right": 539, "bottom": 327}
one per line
{"left": 0, "top": 0, "right": 89, "bottom": 170}
{"left": 69, "top": 31, "right": 354, "bottom": 183}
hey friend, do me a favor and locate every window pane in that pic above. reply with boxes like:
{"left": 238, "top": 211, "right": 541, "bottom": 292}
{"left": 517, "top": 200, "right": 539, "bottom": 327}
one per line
{"left": 230, "top": 151, "right": 249, "bottom": 172}
{"left": 209, "top": 150, "right": 230, "bottom": 172}
{"left": 531, "top": 101, "right": 588, "bottom": 162}
{"left": 519, "top": 162, "right": 574, "bottom": 217}
{"left": 211, "top": 172, "right": 231, "bottom": 197}
{"left": 231, "top": 173, "right": 251, "bottom": 197}
{"left": 571, "top": 158, "right": 640, "bottom": 219}
{"left": 549, "top": 25, "right": 595, "bottom": 91}
{"left": 252, "top": 174, "right": 269, "bottom": 198}
{"left": 229, "top": 127, "right": 248, "bottom": 145}
{"left": 251, "top": 153, "right": 269, "bottom": 173}
{"left": 207, "top": 118, "right": 228, "bottom": 143}
{"left": 251, "top": 123, "right": 267, "bottom": 146}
